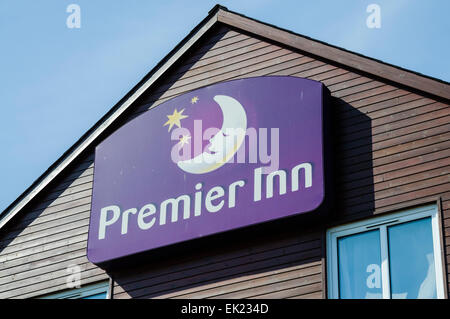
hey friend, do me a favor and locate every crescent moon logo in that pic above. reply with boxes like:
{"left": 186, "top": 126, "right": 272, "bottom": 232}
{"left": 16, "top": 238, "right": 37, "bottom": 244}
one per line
{"left": 177, "top": 95, "right": 247, "bottom": 174}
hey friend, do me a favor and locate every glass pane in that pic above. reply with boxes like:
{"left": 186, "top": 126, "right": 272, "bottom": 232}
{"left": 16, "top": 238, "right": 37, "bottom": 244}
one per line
{"left": 82, "top": 292, "right": 107, "bottom": 299}
{"left": 338, "top": 230, "right": 382, "bottom": 299}
{"left": 388, "top": 217, "right": 436, "bottom": 299}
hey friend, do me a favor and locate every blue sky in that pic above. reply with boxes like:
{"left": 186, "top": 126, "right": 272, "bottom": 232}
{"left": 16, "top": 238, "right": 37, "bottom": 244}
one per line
{"left": 0, "top": 0, "right": 449, "bottom": 213}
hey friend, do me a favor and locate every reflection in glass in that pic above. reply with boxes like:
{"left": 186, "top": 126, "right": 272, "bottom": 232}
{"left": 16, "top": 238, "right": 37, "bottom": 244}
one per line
{"left": 338, "top": 230, "right": 382, "bottom": 299}
{"left": 388, "top": 217, "right": 436, "bottom": 299}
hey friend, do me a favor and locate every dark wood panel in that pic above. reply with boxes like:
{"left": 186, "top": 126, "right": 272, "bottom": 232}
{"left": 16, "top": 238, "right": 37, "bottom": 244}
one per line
{"left": 248, "top": 281, "right": 322, "bottom": 299}
{"left": 193, "top": 30, "right": 247, "bottom": 51}
{"left": 0, "top": 210, "right": 90, "bottom": 243}
{"left": 0, "top": 261, "right": 98, "bottom": 293}
{"left": 343, "top": 174, "right": 449, "bottom": 206}
{"left": 115, "top": 229, "right": 322, "bottom": 287}
{"left": 63, "top": 161, "right": 94, "bottom": 178}
{"left": 0, "top": 258, "right": 90, "bottom": 286}
{"left": 161, "top": 261, "right": 322, "bottom": 298}
{"left": 113, "top": 238, "right": 321, "bottom": 297}
{"left": 349, "top": 137, "right": 450, "bottom": 175}
{"left": 341, "top": 93, "right": 424, "bottom": 118}
{"left": 321, "top": 72, "right": 360, "bottom": 86}
{"left": 342, "top": 88, "right": 412, "bottom": 110}
{"left": 341, "top": 101, "right": 447, "bottom": 137}
{"left": 362, "top": 99, "right": 443, "bottom": 121}
{"left": 339, "top": 96, "right": 437, "bottom": 131}
{"left": 295, "top": 64, "right": 338, "bottom": 78}
{"left": 332, "top": 80, "right": 385, "bottom": 98}
{"left": 0, "top": 245, "right": 88, "bottom": 275}
{"left": 0, "top": 224, "right": 88, "bottom": 257}
{"left": 372, "top": 132, "right": 450, "bottom": 160}
{"left": 166, "top": 36, "right": 266, "bottom": 79}
{"left": 185, "top": 34, "right": 258, "bottom": 63}
{"left": 41, "top": 181, "right": 93, "bottom": 203}
{"left": 341, "top": 117, "right": 450, "bottom": 158}
{"left": 114, "top": 239, "right": 320, "bottom": 294}
{"left": 341, "top": 141, "right": 450, "bottom": 191}
{"left": 343, "top": 154, "right": 450, "bottom": 193}
{"left": 211, "top": 267, "right": 321, "bottom": 299}
{"left": 18, "top": 274, "right": 108, "bottom": 299}
{"left": 339, "top": 123, "right": 449, "bottom": 159}
{"left": 212, "top": 274, "right": 321, "bottom": 299}
{"left": 0, "top": 268, "right": 106, "bottom": 299}
{"left": 442, "top": 199, "right": 450, "bottom": 210}
{"left": 267, "top": 60, "right": 326, "bottom": 76}
{"left": 372, "top": 148, "right": 450, "bottom": 177}
{"left": 339, "top": 104, "right": 449, "bottom": 148}
{"left": 5, "top": 203, "right": 91, "bottom": 233}
{"left": 49, "top": 174, "right": 93, "bottom": 195}
{"left": 140, "top": 51, "right": 304, "bottom": 107}
{"left": 157, "top": 48, "right": 292, "bottom": 93}
{"left": 340, "top": 148, "right": 450, "bottom": 187}
{"left": 0, "top": 248, "right": 89, "bottom": 279}
{"left": 288, "top": 290, "right": 323, "bottom": 299}
{"left": 174, "top": 40, "right": 273, "bottom": 78}
{"left": 371, "top": 102, "right": 448, "bottom": 128}
{"left": 165, "top": 43, "right": 282, "bottom": 84}
{"left": 336, "top": 89, "right": 414, "bottom": 121}
{"left": 327, "top": 76, "right": 373, "bottom": 92}
{"left": 339, "top": 85, "right": 397, "bottom": 104}
{"left": 371, "top": 123, "right": 449, "bottom": 152}
{"left": 344, "top": 184, "right": 450, "bottom": 218}
{"left": 8, "top": 198, "right": 92, "bottom": 233}
{"left": 309, "top": 68, "right": 349, "bottom": 82}
{"left": 115, "top": 248, "right": 322, "bottom": 299}
{"left": 344, "top": 165, "right": 449, "bottom": 200}
{"left": 32, "top": 190, "right": 92, "bottom": 211}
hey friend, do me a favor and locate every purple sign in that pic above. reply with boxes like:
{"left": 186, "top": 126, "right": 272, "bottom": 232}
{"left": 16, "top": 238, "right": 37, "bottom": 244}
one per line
{"left": 87, "top": 76, "right": 329, "bottom": 264}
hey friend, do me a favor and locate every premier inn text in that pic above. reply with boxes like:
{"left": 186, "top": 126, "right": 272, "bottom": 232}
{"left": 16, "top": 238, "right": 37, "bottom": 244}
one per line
{"left": 98, "top": 162, "right": 312, "bottom": 240}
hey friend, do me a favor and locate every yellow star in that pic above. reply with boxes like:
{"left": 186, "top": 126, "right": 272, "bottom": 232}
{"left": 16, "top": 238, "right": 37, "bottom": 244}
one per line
{"left": 163, "top": 108, "right": 188, "bottom": 132}
{"left": 191, "top": 96, "right": 199, "bottom": 104}
{"left": 178, "top": 134, "right": 191, "bottom": 148}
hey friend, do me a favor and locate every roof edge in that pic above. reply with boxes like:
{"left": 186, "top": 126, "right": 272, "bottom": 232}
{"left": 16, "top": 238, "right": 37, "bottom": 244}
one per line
{"left": 217, "top": 8, "right": 450, "bottom": 101}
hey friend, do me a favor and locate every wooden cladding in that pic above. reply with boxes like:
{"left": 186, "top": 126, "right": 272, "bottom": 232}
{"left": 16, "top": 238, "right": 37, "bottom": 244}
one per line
{"left": 112, "top": 230, "right": 324, "bottom": 299}
{"left": 0, "top": 155, "right": 105, "bottom": 299}
{"left": 0, "top": 22, "right": 448, "bottom": 299}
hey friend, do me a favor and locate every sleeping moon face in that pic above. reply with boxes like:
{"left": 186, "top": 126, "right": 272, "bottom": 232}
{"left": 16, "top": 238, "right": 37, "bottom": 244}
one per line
{"left": 177, "top": 95, "right": 247, "bottom": 174}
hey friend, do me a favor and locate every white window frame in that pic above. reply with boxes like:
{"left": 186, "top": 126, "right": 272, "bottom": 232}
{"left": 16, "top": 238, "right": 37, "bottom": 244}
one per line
{"left": 326, "top": 204, "right": 446, "bottom": 299}
{"left": 39, "top": 281, "right": 109, "bottom": 299}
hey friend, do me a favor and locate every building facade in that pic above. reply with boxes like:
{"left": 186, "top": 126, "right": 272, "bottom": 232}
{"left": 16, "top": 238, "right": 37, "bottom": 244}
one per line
{"left": 0, "top": 6, "right": 449, "bottom": 299}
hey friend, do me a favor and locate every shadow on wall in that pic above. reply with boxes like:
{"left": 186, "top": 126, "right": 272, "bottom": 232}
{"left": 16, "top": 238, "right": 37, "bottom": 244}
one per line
{"left": 111, "top": 222, "right": 326, "bottom": 299}
{"left": 331, "top": 94, "right": 376, "bottom": 223}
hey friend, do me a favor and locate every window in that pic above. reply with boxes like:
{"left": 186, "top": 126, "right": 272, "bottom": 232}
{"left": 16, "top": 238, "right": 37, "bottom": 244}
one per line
{"left": 39, "top": 281, "right": 109, "bottom": 299}
{"left": 327, "top": 205, "right": 446, "bottom": 299}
